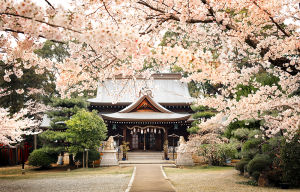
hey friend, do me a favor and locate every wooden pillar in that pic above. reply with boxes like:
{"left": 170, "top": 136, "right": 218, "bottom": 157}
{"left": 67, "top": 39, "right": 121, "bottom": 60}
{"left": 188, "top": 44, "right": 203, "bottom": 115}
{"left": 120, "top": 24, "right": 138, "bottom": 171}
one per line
{"left": 164, "top": 128, "right": 168, "bottom": 159}
{"left": 164, "top": 128, "right": 168, "bottom": 145}
{"left": 144, "top": 133, "right": 146, "bottom": 151}
{"left": 123, "top": 127, "right": 127, "bottom": 142}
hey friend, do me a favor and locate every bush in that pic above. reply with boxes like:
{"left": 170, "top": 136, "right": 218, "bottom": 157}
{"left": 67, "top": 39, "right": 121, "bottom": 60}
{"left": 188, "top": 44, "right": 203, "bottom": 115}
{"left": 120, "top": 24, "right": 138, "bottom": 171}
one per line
{"left": 28, "top": 149, "right": 57, "bottom": 168}
{"left": 261, "top": 137, "right": 282, "bottom": 159}
{"left": 248, "top": 130, "right": 262, "bottom": 138}
{"left": 280, "top": 134, "right": 300, "bottom": 187}
{"left": 198, "top": 143, "right": 237, "bottom": 166}
{"left": 242, "top": 138, "right": 262, "bottom": 151}
{"left": 247, "top": 154, "right": 272, "bottom": 180}
{"left": 187, "top": 126, "right": 199, "bottom": 134}
{"left": 192, "top": 111, "right": 215, "bottom": 119}
{"left": 224, "top": 119, "right": 261, "bottom": 139}
{"left": 75, "top": 150, "right": 100, "bottom": 163}
{"left": 241, "top": 138, "right": 263, "bottom": 159}
{"left": 232, "top": 128, "right": 250, "bottom": 141}
{"left": 235, "top": 158, "right": 250, "bottom": 174}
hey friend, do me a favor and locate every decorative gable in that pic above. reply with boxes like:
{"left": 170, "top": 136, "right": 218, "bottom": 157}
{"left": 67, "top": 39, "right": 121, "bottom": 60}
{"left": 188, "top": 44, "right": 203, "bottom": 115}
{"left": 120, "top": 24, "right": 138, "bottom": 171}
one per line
{"left": 119, "top": 94, "right": 172, "bottom": 113}
{"left": 133, "top": 98, "right": 159, "bottom": 112}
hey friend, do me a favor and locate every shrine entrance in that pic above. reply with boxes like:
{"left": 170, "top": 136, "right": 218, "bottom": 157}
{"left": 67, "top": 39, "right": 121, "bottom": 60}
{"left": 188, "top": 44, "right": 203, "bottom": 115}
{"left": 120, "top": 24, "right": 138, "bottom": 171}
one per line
{"left": 101, "top": 94, "right": 192, "bottom": 155}
{"left": 129, "top": 126, "right": 164, "bottom": 151}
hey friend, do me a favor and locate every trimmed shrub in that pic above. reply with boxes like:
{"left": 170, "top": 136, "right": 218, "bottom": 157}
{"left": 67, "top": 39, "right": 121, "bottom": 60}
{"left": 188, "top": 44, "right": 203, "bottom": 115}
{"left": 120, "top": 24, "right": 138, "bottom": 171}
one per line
{"left": 187, "top": 126, "right": 199, "bottom": 134}
{"left": 247, "top": 154, "right": 272, "bottom": 180}
{"left": 248, "top": 130, "right": 262, "bottom": 138}
{"left": 232, "top": 128, "right": 250, "bottom": 141}
{"left": 235, "top": 158, "right": 250, "bottom": 174}
{"left": 242, "top": 138, "right": 262, "bottom": 151}
{"left": 28, "top": 149, "right": 57, "bottom": 168}
{"left": 192, "top": 111, "right": 215, "bottom": 119}
{"left": 224, "top": 120, "right": 261, "bottom": 139}
{"left": 241, "top": 138, "right": 263, "bottom": 159}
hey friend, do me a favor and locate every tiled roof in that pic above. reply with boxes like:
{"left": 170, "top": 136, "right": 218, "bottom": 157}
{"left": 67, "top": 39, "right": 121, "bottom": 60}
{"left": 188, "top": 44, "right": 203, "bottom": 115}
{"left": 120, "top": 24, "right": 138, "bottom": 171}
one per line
{"left": 88, "top": 73, "right": 194, "bottom": 105}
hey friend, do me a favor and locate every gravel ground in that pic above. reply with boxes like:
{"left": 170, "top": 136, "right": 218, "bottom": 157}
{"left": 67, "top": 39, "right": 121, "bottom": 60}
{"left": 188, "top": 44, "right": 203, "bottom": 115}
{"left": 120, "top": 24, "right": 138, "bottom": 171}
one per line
{"left": 0, "top": 174, "right": 131, "bottom": 192}
{"left": 165, "top": 168, "right": 300, "bottom": 192}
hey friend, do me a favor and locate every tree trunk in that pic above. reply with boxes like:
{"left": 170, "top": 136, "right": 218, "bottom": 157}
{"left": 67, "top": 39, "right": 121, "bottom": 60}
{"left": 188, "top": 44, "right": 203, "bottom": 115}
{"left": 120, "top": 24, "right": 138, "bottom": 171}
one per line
{"left": 82, "top": 152, "right": 85, "bottom": 168}
{"left": 69, "top": 154, "right": 74, "bottom": 166}
{"left": 86, "top": 151, "right": 89, "bottom": 168}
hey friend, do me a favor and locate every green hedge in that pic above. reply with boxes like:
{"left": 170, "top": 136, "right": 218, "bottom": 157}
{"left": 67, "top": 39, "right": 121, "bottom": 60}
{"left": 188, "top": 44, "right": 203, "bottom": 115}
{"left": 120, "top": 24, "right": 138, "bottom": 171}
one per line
{"left": 28, "top": 149, "right": 57, "bottom": 168}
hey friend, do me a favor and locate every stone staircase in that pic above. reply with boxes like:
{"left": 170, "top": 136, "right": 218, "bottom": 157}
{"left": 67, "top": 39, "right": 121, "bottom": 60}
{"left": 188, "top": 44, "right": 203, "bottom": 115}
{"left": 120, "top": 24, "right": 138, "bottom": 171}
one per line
{"left": 119, "top": 151, "right": 175, "bottom": 164}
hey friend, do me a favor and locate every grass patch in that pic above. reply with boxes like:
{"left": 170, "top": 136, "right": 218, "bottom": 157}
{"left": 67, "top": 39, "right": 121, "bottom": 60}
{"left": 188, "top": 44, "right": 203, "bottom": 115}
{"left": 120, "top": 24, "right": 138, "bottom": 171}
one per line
{"left": 0, "top": 165, "right": 133, "bottom": 180}
{"left": 164, "top": 165, "right": 233, "bottom": 174}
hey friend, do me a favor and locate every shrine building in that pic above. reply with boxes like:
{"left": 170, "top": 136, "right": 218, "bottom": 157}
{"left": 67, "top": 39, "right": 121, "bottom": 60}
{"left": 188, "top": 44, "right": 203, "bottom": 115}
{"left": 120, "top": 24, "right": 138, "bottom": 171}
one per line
{"left": 88, "top": 73, "right": 194, "bottom": 151}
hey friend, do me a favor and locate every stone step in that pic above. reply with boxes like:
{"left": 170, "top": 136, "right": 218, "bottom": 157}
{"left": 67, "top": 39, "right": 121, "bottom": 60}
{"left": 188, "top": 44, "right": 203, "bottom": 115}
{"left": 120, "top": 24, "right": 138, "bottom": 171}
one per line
{"left": 127, "top": 153, "right": 163, "bottom": 156}
{"left": 126, "top": 152, "right": 164, "bottom": 161}
{"left": 119, "top": 160, "right": 175, "bottom": 164}
{"left": 127, "top": 155, "right": 163, "bottom": 157}
{"left": 127, "top": 157, "right": 163, "bottom": 160}
{"left": 127, "top": 153, "right": 163, "bottom": 155}
{"left": 127, "top": 155, "right": 163, "bottom": 158}
{"left": 127, "top": 152, "right": 163, "bottom": 154}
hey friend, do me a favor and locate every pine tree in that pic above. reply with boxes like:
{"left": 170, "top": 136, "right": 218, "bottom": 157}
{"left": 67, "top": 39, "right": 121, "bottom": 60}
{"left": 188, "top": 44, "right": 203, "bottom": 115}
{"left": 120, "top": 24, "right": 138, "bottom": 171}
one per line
{"left": 39, "top": 97, "right": 87, "bottom": 165}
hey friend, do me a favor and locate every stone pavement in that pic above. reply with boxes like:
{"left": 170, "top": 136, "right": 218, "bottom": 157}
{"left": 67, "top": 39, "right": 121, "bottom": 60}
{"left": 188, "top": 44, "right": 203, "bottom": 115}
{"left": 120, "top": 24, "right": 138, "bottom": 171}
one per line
{"left": 130, "top": 164, "right": 175, "bottom": 192}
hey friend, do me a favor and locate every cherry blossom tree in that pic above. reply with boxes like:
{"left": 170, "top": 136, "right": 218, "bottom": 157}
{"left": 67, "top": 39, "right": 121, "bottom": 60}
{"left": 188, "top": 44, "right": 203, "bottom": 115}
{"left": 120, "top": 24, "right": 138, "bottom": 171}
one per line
{"left": 0, "top": 0, "right": 299, "bottom": 143}
{"left": 0, "top": 107, "right": 36, "bottom": 145}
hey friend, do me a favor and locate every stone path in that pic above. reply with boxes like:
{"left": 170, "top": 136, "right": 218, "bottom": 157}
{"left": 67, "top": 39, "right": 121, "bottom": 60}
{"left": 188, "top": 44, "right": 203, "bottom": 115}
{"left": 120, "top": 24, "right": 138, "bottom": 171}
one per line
{"left": 130, "top": 164, "right": 175, "bottom": 192}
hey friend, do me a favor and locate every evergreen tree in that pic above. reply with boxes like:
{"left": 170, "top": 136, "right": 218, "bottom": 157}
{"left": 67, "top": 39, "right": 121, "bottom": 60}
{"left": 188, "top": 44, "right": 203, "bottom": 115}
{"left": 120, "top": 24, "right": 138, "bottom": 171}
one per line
{"left": 0, "top": 62, "right": 55, "bottom": 115}
{"left": 34, "top": 40, "right": 69, "bottom": 63}
{"left": 0, "top": 40, "right": 69, "bottom": 115}
{"left": 39, "top": 97, "right": 87, "bottom": 165}
{"left": 65, "top": 109, "right": 107, "bottom": 154}
{"left": 188, "top": 105, "right": 216, "bottom": 134}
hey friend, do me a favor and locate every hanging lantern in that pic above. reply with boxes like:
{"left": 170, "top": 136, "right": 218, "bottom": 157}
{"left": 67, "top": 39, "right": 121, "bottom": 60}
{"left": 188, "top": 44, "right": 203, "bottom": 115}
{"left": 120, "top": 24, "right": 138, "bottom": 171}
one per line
{"left": 130, "top": 130, "right": 133, "bottom": 135}
{"left": 134, "top": 128, "right": 136, "bottom": 132}
{"left": 151, "top": 129, "right": 153, "bottom": 133}
{"left": 141, "top": 130, "right": 143, "bottom": 134}
{"left": 147, "top": 128, "right": 149, "bottom": 132}
{"left": 158, "top": 129, "right": 161, "bottom": 134}
{"left": 154, "top": 129, "right": 156, "bottom": 133}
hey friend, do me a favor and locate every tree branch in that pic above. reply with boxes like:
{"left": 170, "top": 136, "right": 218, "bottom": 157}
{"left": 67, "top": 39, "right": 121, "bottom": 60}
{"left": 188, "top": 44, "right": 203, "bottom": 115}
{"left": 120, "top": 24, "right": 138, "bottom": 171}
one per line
{"left": 44, "top": 0, "right": 55, "bottom": 10}
{"left": 269, "top": 57, "right": 298, "bottom": 76}
{"left": 103, "top": 1, "right": 118, "bottom": 25}
{"left": 0, "top": 12, "right": 81, "bottom": 33}
{"left": 4, "top": 28, "right": 65, "bottom": 44}
{"left": 252, "top": 1, "right": 290, "bottom": 37}
{"left": 198, "top": 0, "right": 299, "bottom": 75}
{"left": 137, "top": 0, "right": 214, "bottom": 24}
